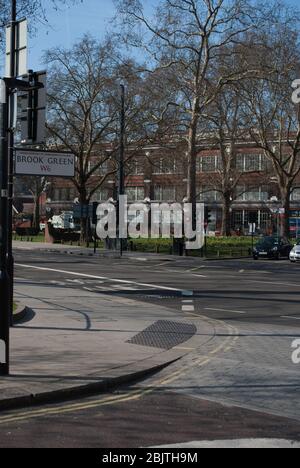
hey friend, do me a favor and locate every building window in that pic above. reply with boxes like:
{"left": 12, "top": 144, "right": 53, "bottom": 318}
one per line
{"left": 245, "top": 154, "right": 261, "bottom": 172}
{"left": 261, "top": 155, "right": 272, "bottom": 171}
{"left": 236, "top": 154, "right": 263, "bottom": 172}
{"left": 125, "top": 186, "right": 145, "bottom": 202}
{"left": 52, "top": 188, "right": 74, "bottom": 201}
{"left": 92, "top": 189, "right": 109, "bottom": 202}
{"left": 89, "top": 160, "right": 109, "bottom": 176}
{"left": 153, "top": 157, "right": 177, "bottom": 174}
{"left": 201, "top": 155, "right": 217, "bottom": 173}
{"left": 244, "top": 188, "right": 261, "bottom": 202}
{"left": 198, "top": 187, "right": 220, "bottom": 203}
{"left": 233, "top": 211, "right": 243, "bottom": 228}
{"left": 236, "top": 186, "right": 269, "bottom": 202}
{"left": 127, "top": 158, "right": 144, "bottom": 175}
{"left": 259, "top": 211, "right": 271, "bottom": 230}
{"left": 154, "top": 185, "right": 176, "bottom": 201}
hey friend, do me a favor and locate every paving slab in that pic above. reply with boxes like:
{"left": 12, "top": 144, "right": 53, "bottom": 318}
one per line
{"left": 0, "top": 281, "right": 216, "bottom": 410}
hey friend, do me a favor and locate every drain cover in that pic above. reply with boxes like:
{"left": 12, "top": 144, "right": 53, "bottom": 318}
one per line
{"left": 127, "top": 320, "right": 196, "bottom": 350}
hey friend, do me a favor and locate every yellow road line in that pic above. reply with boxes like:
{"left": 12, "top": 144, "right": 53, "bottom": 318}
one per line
{"left": 0, "top": 315, "right": 240, "bottom": 426}
{"left": 0, "top": 389, "right": 144, "bottom": 423}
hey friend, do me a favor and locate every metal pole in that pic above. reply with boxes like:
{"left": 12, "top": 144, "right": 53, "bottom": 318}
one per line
{"left": 7, "top": 0, "right": 17, "bottom": 327}
{"left": 0, "top": 82, "right": 10, "bottom": 375}
{"left": 119, "top": 84, "right": 125, "bottom": 257}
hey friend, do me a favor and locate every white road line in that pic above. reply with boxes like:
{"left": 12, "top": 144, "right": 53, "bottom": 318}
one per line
{"left": 182, "top": 305, "right": 195, "bottom": 312}
{"left": 66, "top": 279, "right": 85, "bottom": 285}
{"left": 248, "top": 280, "right": 300, "bottom": 287}
{"left": 111, "top": 285, "right": 140, "bottom": 291}
{"left": 182, "top": 300, "right": 193, "bottom": 303}
{"left": 204, "top": 307, "right": 246, "bottom": 315}
{"left": 50, "top": 280, "right": 66, "bottom": 286}
{"left": 192, "top": 274, "right": 208, "bottom": 278}
{"left": 15, "top": 264, "right": 182, "bottom": 293}
{"left": 281, "top": 316, "right": 300, "bottom": 321}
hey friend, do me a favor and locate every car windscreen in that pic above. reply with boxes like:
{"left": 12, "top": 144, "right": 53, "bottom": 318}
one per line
{"left": 256, "top": 238, "right": 278, "bottom": 248}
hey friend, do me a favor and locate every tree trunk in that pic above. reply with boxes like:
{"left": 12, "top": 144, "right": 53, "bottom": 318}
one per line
{"left": 281, "top": 188, "right": 291, "bottom": 238}
{"left": 32, "top": 195, "right": 40, "bottom": 231}
{"left": 221, "top": 195, "right": 232, "bottom": 237}
{"left": 79, "top": 188, "right": 89, "bottom": 245}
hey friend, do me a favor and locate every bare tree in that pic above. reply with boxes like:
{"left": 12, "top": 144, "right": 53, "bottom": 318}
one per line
{"left": 115, "top": 0, "right": 272, "bottom": 233}
{"left": 20, "top": 176, "right": 49, "bottom": 230}
{"left": 45, "top": 35, "right": 152, "bottom": 241}
{"left": 0, "top": 0, "right": 80, "bottom": 46}
{"left": 201, "top": 84, "right": 268, "bottom": 235}
{"left": 239, "top": 20, "right": 300, "bottom": 237}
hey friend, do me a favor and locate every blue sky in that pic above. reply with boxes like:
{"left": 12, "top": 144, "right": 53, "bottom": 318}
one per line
{"left": 18, "top": 0, "right": 300, "bottom": 71}
{"left": 29, "top": 0, "right": 119, "bottom": 70}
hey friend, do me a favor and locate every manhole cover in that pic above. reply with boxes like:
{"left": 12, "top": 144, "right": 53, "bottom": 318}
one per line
{"left": 127, "top": 320, "right": 196, "bottom": 350}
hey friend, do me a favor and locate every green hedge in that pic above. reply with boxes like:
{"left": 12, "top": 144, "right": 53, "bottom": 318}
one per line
{"left": 128, "top": 236, "right": 257, "bottom": 257}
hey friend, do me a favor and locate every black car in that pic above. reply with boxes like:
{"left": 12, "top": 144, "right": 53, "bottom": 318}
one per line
{"left": 253, "top": 236, "right": 292, "bottom": 260}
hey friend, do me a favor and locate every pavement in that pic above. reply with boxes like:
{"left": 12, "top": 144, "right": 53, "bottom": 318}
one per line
{"left": 12, "top": 239, "right": 244, "bottom": 262}
{"left": 153, "top": 439, "right": 300, "bottom": 448}
{"left": 2, "top": 243, "right": 300, "bottom": 447}
{"left": 0, "top": 277, "right": 215, "bottom": 410}
{"left": 12, "top": 240, "right": 189, "bottom": 262}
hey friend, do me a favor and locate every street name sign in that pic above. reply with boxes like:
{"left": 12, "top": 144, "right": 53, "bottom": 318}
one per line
{"left": 15, "top": 149, "right": 75, "bottom": 177}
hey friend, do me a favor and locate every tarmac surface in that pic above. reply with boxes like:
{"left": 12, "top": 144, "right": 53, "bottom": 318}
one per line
{"left": 0, "top": 241, "right": 299, "bottom": 448}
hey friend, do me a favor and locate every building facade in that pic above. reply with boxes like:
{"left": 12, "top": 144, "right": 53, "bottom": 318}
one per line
{"left": 17, "top": 138, "right": 300, "bottom": 237}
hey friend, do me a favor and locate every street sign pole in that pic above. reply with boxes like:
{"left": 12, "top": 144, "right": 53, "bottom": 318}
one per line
{"left": 7, "top": 0, "right": 17, "bottom": 327}
{"left": 0, "top": 81, "right": 10, "bottom": 375}
{"left": 119, "top": 84, "right": 125, "bottom": 257}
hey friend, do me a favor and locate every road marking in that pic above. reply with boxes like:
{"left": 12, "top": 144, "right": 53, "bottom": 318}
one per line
{"left": 192, "top": 274, "right": 208, "bottom": 278}
{"left": 173, "top": 346, "right": 195, "bottom": 351}
{"left": 281, "top": 316, "right": 300, "bottom": 321}
{"left": 182, "top": 305, "right": 195, "bottom": 312}
{"left": 112, "top": 285, "right": 140, "bottom": 291}
{"left": 182, "top": 300, "right": 193, "bottom": 303}
{"left": 159, "top": 358, "right": 212, "bottom": 385}
{"left": 15, "top": 264, "right": 182, "bottom": 293}
{"left": 0, "top": 318, "right": 239, "bottom": 425}
{"left": 186, "top": 266, "right": 206, "bottom": 272}
{"left": 204, "top": 307, "right": 246, "bottom": 315}
{"left": 49, "top": 280, "right": 66, "bottom": 286}
{"left": 129, "top": 257, "right": 148, "bottom": 262}
{"left": 248, "top": 280, "right": 300, "bottom": 287}
{"left": 66, "top": 279, "right": 85, "bottom": 285}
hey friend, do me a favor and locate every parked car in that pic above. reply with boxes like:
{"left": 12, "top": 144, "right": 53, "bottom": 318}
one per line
{"left": 289, "top": 240, "right": 300, "bottom": 263}
{"left": 253, "top": 236, "right": 292, "bottom": 260}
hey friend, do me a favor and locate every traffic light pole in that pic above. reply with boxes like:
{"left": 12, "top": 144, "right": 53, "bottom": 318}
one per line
{"left": 0, "top": 83, "right": 10, "bottom": 375}
{"left": 7, "top": 0, "right": 17, "bottom": 327}
{"left": 118, "top": 84, "right": 125, "bottom": 257}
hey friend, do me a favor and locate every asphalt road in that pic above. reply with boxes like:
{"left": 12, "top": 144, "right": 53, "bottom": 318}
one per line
{"left": 1, "top": 249, "right": 299, "bottom": 448}
{"left": 14, "top": 250, "right": 300, "bottom": 327}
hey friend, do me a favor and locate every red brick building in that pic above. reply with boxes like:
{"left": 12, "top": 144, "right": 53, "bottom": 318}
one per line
{"left": 18, "top": 137, "right": 300, "bottom": 237}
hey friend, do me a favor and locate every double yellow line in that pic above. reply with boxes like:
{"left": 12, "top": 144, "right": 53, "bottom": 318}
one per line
{"left": 0, "top": 315, "right": 239, "bottom": 425}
